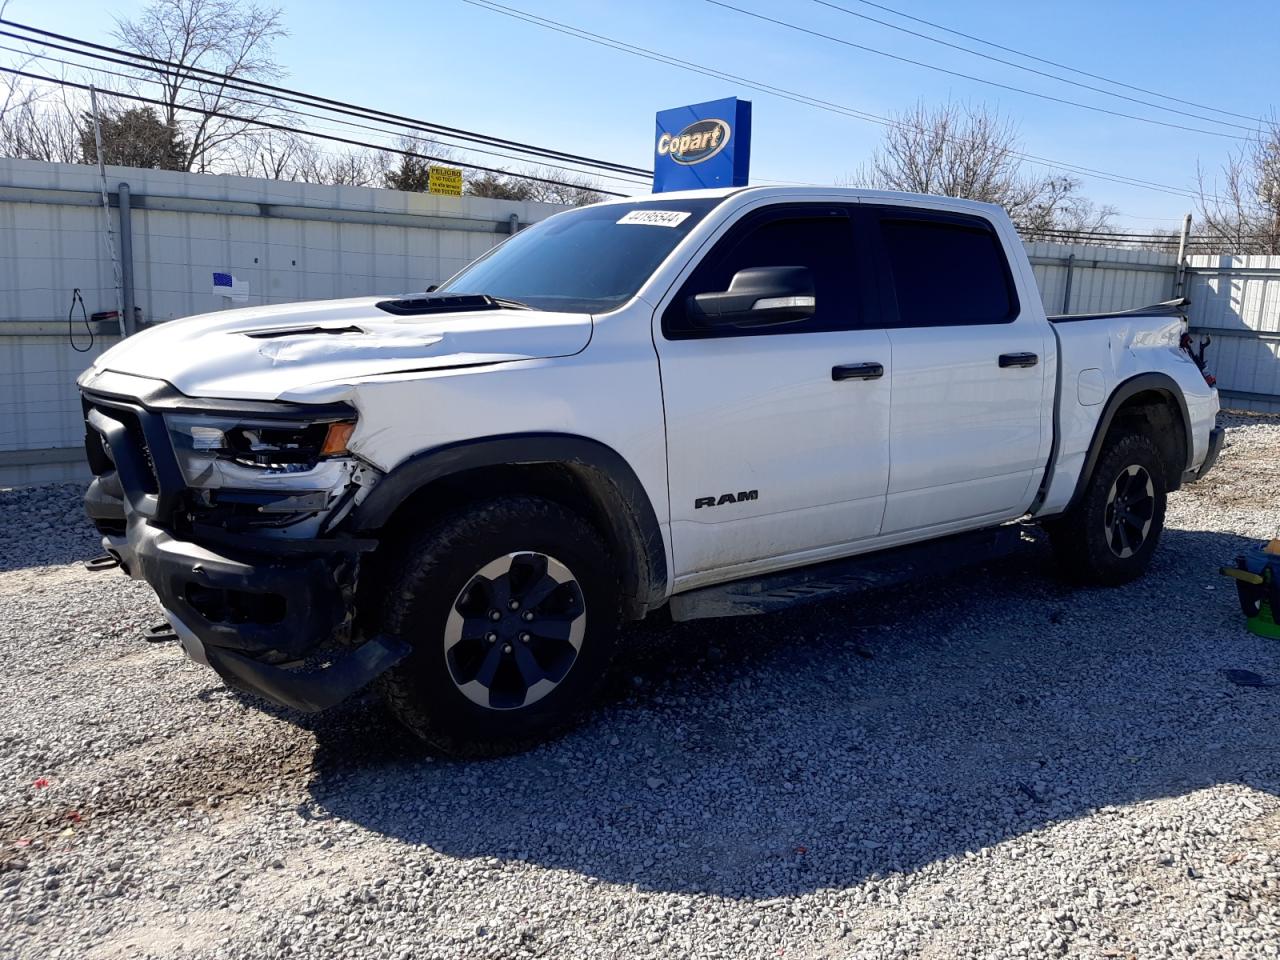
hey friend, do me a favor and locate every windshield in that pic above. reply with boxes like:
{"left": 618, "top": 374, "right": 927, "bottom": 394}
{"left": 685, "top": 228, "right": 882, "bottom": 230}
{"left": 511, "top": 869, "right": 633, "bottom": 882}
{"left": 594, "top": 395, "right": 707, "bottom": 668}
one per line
{"left": 436, "top": 197, "right": 723, "bottom": 313}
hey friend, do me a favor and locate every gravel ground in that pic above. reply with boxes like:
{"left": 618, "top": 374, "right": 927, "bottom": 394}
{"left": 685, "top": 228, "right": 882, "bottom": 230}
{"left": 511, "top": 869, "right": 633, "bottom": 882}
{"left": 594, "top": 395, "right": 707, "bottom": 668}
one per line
{"left": 2, "top": 412, "right": 1279, "bottom": 960}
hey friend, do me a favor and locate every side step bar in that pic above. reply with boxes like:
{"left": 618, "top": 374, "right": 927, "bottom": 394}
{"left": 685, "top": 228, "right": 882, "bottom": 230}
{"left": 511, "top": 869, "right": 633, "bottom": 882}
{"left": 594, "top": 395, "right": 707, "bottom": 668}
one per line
{"left": 668, "top": 525, "right": 1026, "bottom": 621}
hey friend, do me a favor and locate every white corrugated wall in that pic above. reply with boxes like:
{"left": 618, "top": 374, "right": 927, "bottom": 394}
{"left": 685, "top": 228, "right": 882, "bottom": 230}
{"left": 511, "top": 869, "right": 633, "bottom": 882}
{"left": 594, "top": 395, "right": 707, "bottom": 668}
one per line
{"left": 1185, "top": 254, "right": 1280, "bottom": 414}
{"left": 1023, "top": 241, "right": 1178, "bottom": 316}
{"left": 0, "top": 158, "right": 567, "bottom": 484}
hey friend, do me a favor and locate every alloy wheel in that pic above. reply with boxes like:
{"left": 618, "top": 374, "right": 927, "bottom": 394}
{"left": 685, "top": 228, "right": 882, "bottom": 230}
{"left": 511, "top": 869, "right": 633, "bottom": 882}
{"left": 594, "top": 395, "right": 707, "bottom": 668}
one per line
{"left": 1103, "top": 464, "right": 1155, "bottom": 559}
{"left": 443, "top": 552, "right": 586, "bottom": 710}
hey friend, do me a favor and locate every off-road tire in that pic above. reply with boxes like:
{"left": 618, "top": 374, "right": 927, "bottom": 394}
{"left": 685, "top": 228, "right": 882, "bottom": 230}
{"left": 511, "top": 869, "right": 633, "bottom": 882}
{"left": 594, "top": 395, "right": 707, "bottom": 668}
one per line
{"left": 1047, "top": 430, "right": 1167, "bottom": 586}
{"left": 376, "top": 496, "right": 620, "bottom": 757}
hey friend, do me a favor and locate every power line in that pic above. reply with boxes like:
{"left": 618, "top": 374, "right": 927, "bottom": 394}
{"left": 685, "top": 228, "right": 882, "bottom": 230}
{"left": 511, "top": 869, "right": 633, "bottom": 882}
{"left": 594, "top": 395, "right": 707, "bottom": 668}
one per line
{"left": 835, "top": 0, "right": 1270, "bottom": 127}
{"left": 460, "top": 0, "right": 1217, "bottom": 204}
{"left": 0, "top": 65, "right": 633, "bottom": 197}
{"left": 805, "top": 0, "right": 1260, "bottom": 133}
{"left": 704, "top": 0, "right": 1247, "bottom": 141}
{"left": 0, "top": 16, "right": 653, "bottom": 180}
{"left": 0, "top": 41, "right": 650, "bottom": 188}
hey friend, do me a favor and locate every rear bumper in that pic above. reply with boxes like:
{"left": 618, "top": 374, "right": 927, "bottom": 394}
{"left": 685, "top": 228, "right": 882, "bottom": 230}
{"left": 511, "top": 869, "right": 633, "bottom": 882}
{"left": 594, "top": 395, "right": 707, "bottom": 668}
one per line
{"left": 1183, "top": 426, "right": 1225, "bottom": 484}
{"left": 103, "top": 514, "right": 408, "bottom": 713}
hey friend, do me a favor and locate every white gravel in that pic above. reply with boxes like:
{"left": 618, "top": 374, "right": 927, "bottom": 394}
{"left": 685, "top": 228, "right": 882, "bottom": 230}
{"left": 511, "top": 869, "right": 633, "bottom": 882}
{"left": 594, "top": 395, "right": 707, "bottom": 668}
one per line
{"left": 2, "top": 412, "right": 1279, "bottom": 960}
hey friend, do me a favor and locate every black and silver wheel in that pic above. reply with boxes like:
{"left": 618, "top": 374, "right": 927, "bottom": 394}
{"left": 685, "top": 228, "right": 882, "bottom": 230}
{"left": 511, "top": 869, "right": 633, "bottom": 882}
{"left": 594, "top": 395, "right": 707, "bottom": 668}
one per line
{"left": 1102, "top": 464, "right": 1156, "bottom": 560}
{"left": 378, "top": 496, "right": 619, "bottom": 756}
{"left": 1047, "top": 430, "right": 1167, "bottom": 586}
{"left": 444, "top": 551, "right": 587, "bottom": 711}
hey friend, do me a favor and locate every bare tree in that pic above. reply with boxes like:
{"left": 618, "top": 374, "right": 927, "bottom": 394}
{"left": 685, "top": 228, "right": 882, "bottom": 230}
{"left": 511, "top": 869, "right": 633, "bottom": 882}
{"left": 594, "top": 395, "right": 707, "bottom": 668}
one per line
{"left": 1018, "top": 175, "right": 1118, "bottom": 243}
{"left": 112, "top": 0, "right": 287, "bottom": 173}
{"left": 0, "top": 79, "right": 82, "bottom": 163}
{"left": 228, "top": 127, "right": 301, "bottom": 179}
{"left": 300, "top": 145, "right": 384, "bottom": 187}
{"left": 849, "top": 101, "right": 1114, "bottom": 234}
{"left": 467, "top": 166, "right": 603, "bottom": 206}
{"left": 223, "top": 128, "right": 385, "bottom": 185}
{"left": 1196, "top": 121, "right": 1280, "bottom": 254}
{"left": 0, "top": 9, "right": 83, "bottom": 164}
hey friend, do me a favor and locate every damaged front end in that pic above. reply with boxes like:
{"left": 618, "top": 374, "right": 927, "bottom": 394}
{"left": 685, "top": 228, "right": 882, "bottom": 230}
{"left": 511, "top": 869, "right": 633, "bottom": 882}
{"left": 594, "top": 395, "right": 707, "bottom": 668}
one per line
{"left": 78, "top": 369, "right": 408, "bottom": 712}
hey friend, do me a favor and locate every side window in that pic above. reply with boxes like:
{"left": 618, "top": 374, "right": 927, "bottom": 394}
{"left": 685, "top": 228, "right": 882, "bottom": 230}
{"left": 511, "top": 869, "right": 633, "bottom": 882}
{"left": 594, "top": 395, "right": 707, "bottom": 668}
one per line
{"left": 878, "top": 216, "right": 1018, "bottom": 327}
{"left": 664, "top": 210, "right": 858, "bottom": 338}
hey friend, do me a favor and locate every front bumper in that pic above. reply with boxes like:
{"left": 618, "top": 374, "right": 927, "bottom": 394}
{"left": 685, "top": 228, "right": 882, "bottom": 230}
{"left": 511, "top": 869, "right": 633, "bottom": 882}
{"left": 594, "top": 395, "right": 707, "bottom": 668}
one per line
{"left": 80, "top": 373, "right": 408, "bottom": 712}
{"left": 103, "top": 514, "right": 408, "bottom": 712}
{"left": 1184, "top": 426, "right": 1225, "bottom": 484}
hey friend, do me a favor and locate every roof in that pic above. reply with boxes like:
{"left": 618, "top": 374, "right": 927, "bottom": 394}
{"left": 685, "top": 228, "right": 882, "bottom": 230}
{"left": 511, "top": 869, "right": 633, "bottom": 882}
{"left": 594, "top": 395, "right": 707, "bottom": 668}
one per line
{"left": 594, "top": 185, "right": 1007, "bottom": 218}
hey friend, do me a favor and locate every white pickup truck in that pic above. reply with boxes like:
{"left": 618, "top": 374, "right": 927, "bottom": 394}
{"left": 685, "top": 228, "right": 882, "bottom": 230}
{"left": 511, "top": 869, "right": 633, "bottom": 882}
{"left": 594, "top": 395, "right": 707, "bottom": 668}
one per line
{"left": 78, "top": 187, "right": 1222, "bottom": 754}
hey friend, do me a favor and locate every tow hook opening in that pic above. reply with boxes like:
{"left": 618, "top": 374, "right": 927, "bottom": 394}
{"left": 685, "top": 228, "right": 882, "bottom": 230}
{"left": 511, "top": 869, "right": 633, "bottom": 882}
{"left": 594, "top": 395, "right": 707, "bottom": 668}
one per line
{"left": 184, "top": 583, "right": 288, "bottom": 626}
{"left": 84, "top": 551, "right": 125, "bottom": 574}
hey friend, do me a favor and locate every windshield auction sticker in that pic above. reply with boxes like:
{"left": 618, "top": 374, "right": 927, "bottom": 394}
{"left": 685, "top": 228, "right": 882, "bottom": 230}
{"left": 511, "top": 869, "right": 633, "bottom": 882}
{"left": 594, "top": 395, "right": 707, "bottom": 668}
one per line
{"left": 617, "top": 210, "right": 692, "bottom": 227}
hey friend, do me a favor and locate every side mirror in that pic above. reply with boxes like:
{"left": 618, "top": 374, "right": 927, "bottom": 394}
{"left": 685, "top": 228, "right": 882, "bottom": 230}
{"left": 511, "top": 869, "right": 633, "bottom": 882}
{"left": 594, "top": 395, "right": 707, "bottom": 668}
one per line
{"left": 687, "top": 266, "right": 816, "bottom": 329}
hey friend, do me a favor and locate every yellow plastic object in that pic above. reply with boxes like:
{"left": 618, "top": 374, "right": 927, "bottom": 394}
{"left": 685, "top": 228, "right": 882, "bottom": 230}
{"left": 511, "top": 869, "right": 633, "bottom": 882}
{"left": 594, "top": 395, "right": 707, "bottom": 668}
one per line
{"left": 1221, "top": 566, "right": 1265, "bottom": 585}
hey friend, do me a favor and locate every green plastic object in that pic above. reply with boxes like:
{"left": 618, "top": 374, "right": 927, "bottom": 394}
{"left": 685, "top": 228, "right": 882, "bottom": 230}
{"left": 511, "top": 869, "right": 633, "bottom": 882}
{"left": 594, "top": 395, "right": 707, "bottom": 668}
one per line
{"left": 1246, "top": 601, "right": 1280, "bottom": 640}
{"left": 1224, "top": 544, "right": 1280, "bottom": 640}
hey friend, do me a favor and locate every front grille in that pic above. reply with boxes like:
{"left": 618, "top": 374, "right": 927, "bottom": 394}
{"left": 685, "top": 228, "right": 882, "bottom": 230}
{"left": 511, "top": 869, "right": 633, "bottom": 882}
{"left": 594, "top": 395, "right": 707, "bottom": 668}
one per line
{"left": 84, "top": 401, "right": 159, "bottom": 493}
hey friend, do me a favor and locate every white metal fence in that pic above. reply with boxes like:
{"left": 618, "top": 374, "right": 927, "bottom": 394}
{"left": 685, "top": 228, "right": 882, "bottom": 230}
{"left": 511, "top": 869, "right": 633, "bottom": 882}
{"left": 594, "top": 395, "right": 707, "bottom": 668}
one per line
{"left": 1184, "top": 255, "right": 1280, "bottom": 415}
{"left": 1026, "top": 243, "right": 1280, "bottom": 414}
{"left": 0, "top": 158, "right": 566, "bottom": 484}
{"left": 1, "top": 158, "right": 1277, "bottom": 485}
{"left": 1024, "top": 241, "right": 1177, "bottom": 316}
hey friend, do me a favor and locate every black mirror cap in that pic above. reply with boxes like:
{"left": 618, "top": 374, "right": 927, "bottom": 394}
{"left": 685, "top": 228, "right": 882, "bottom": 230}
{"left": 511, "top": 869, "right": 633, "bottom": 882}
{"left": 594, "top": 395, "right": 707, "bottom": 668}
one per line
{"left": 687, "top": 265, "right": 816, "bottom": 328}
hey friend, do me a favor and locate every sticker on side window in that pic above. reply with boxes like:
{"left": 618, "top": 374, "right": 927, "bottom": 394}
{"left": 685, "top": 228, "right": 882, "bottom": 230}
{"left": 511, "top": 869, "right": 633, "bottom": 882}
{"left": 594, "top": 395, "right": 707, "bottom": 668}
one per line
{"left": 617, "top": 210, "right": 691, "bottom": 227}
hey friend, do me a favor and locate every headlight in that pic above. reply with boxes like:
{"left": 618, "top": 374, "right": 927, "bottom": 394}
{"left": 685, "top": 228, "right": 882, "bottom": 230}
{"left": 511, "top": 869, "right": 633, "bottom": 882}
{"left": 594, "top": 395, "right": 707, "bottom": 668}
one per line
{"left": 165, "top": 414, "right": 357, "bottom": 490}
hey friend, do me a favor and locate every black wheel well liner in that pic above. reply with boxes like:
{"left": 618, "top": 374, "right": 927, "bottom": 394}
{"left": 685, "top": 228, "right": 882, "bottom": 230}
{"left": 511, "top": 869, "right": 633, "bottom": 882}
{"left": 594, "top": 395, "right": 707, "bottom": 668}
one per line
{"left": 346, "top": 434, "right": 668, "bottom": 618}
{"left": 1067, "top": 372, "right": 1191, "bottom": 511}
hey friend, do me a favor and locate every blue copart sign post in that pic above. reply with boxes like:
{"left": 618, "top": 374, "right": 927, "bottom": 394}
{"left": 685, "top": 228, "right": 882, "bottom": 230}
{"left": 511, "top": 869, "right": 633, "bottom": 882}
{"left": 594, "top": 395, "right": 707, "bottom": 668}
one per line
{"left": 653, "top": 97, "right": 752, "bottom": 193}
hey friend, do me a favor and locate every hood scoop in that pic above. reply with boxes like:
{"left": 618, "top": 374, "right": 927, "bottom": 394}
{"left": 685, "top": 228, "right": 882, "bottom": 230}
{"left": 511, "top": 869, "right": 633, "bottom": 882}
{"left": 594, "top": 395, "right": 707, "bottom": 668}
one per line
{"left": 376, "top": 293, "right": 504, "bottom": 316}
{"left": 246, "top": 325, "right": 364, "bottom": 339}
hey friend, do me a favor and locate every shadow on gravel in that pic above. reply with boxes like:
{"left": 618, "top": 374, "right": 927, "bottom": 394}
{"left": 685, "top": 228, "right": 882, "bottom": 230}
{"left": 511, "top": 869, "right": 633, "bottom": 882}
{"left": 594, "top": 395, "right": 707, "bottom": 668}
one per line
{"left": 300, "top": 526, "right": 1279, "bottom": 899}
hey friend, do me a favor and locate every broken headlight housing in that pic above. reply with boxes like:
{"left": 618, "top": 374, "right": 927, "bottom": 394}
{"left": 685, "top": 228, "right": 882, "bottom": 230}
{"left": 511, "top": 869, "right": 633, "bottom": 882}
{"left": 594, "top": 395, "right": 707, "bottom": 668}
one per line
{"left": 165, "top": 414, "right": 357, "bottom": 491}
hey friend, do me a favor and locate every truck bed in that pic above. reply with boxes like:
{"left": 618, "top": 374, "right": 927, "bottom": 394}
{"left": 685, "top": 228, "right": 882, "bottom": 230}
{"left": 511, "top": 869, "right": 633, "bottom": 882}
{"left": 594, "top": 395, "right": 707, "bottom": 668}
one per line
{"left": 1048, "top": 297, "right": 1187, "bottom": 324}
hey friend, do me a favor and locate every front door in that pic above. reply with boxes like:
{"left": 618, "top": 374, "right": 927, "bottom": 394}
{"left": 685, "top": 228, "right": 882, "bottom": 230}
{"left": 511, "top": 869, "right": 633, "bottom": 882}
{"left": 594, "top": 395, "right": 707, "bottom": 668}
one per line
{"left": 654, "top": 204, "right": 892, "bottom": 585}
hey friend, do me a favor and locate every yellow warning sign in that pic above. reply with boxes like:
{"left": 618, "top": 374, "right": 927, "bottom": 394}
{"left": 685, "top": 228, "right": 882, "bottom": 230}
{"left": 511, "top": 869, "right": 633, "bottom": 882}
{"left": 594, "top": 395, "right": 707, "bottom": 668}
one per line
{"left": 428, "top": 165, "right": 463, "bottom": 196}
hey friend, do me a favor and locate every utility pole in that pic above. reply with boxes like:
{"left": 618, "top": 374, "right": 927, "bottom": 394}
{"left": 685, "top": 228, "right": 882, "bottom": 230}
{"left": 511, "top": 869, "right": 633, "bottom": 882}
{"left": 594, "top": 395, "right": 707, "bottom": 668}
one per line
{"left": 89, "top": 85, "right": 126, "bottom": 337}
{"left": 1174, "top": 212, "right": 1192, "bottom": 301}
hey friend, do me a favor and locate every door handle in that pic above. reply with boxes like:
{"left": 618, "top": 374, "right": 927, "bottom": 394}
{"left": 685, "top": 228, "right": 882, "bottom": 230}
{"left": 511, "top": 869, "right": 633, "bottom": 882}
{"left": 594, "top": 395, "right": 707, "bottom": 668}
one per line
{"left": 998, "top": 352, "right": 1039, "bottom": 368}
{"left": 832, "top": 362, "right": 884, "bottom": 381}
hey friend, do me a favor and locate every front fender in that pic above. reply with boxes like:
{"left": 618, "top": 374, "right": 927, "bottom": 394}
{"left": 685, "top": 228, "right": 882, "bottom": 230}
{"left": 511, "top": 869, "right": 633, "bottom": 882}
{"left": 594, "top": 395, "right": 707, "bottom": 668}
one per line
{"left": 347, "top": 433, "right": 668, "bottom": 613}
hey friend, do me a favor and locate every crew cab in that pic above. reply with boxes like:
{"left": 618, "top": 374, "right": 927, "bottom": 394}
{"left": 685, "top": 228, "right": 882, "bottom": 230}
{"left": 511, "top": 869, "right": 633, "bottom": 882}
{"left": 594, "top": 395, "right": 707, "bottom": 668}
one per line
{"left": 77, "top": 187, "right": 1223, "bottom": 754}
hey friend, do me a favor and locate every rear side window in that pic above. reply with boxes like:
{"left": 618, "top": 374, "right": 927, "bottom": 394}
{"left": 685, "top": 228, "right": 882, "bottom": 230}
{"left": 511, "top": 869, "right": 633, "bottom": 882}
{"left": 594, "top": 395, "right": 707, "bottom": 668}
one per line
{"left": 878, "top": 217, "right": 1017, "bottom": 326}
{"left": 665, "top": 210, "right": 858, "bottom": 338}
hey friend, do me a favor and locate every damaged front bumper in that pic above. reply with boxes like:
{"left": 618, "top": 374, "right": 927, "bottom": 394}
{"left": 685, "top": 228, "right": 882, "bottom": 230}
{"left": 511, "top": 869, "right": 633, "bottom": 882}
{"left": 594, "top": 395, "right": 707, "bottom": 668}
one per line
{"left": 80, "top": 371, "right": 407, "bottom": 713}
{"left": 103, "top": 515, "right": 408, "bottom": 712}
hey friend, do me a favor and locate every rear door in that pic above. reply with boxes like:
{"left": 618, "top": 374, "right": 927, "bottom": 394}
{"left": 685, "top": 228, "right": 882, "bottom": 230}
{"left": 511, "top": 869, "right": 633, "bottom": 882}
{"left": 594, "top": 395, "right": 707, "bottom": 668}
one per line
{"left": 865, "top": 206, "right": 1050, "bottom": 535}
{"left": 654, "top": 204, "right": 892, "bottom": 584}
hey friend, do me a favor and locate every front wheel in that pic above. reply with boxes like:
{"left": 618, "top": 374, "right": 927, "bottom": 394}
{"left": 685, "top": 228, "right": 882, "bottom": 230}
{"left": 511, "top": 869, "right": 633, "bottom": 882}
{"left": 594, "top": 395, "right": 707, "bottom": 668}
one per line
{"left": 376, "top": 496, "right": 620, "bottom": 756}
{"left": 1046, "top": 430, "right": 1168, "bottom": 586}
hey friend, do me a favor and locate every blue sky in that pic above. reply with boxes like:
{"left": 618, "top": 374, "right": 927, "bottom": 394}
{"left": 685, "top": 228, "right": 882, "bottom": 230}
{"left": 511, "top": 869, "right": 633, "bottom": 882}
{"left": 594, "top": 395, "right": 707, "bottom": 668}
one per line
{"left": 13, "top": 0, "right": 1280, "bottom": 227}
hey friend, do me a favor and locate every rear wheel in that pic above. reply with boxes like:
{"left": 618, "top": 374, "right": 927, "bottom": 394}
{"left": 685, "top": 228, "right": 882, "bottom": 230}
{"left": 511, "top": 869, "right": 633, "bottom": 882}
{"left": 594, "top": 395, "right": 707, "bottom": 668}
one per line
{"left": 1047, "top": 430, "right": 1167, "bottom": 586}
{"left": 377, "top": 496, "right": 620, "bottom": 756}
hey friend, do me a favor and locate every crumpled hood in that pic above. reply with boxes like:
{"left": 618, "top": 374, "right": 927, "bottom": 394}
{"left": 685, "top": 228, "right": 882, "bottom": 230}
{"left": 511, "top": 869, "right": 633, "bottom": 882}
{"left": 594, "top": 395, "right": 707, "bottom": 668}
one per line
{"left": 88, "top": 296, "right": 593, "bottom": 401}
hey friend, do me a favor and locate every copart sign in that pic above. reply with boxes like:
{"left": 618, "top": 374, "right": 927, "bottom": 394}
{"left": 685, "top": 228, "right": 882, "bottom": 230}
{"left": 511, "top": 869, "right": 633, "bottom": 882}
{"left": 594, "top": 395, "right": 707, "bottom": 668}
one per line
{"left": 653, "top": 97, "right": 752, "bottom": 193}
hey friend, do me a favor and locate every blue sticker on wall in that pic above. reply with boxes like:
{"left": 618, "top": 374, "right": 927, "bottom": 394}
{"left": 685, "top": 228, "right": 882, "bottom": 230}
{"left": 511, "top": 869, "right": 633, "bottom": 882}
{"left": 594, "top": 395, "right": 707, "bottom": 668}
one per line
{"left": 653, "top": 97, "right": 752, "bottom": 193}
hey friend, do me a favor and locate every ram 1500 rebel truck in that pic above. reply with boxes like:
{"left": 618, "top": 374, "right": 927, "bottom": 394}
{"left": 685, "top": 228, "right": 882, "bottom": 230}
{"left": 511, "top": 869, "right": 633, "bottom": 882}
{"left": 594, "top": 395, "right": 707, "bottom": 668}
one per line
{"left": 78, "top": 187, "right": 1223, "bottom": 754}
